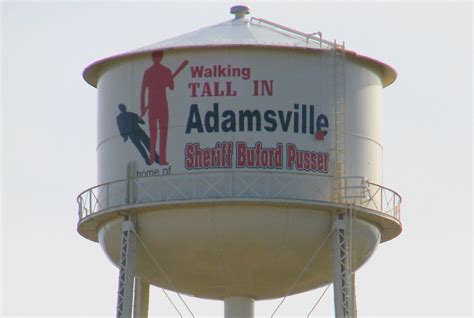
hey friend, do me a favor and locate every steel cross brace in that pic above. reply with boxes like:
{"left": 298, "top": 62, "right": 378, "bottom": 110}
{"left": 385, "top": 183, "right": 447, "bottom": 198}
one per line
{"left": 116, "top": 217, "right": 137, "bottom": 318}
{"left": 331, "top": 210, "right": 355, "bottom": 318}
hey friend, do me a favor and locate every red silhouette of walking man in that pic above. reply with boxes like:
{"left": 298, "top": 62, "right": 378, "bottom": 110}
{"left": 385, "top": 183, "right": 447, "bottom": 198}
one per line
{"left": 141, "top": 51, "right": 188, "bottom": 165}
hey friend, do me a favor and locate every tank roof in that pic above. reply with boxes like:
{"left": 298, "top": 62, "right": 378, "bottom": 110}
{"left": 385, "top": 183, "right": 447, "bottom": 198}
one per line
{"left": 83, "top": 9, "right": 397, "bottom": 87}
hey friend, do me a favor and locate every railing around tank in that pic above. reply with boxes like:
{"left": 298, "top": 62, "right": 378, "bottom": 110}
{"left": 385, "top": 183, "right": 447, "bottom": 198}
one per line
{"left": 77, "top": 172, "right": 401, "bottom": 223}
{"left": 337, "top": 176, "right": 401, "bottom": 220}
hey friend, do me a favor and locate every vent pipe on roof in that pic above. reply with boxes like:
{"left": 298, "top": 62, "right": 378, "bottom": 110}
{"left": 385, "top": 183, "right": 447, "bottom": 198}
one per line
{"left": 230, "top": 5, "right": 250, "bottom": 19}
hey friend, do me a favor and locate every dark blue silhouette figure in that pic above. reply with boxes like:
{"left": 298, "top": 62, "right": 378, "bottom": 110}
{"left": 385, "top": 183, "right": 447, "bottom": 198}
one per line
{"left": 116, "top": 103, "right": 159, "bottom": 165}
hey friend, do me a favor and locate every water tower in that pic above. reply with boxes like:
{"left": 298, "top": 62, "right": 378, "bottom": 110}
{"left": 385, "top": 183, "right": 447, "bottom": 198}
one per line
{"left": 78, "top": 5, "right": 402, "bottom": 317}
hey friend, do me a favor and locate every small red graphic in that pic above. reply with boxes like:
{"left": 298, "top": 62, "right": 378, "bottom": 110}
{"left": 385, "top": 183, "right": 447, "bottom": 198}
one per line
{"left": 140, "top": 51, "right": 188, "bottom": 165}
{"left": 315, "top": 129, "right": 325, "bottom": 141}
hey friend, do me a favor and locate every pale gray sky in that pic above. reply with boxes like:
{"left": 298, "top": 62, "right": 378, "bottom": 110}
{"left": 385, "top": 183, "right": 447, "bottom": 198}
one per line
{"left": 1, "top": 1, "right": 472, "bottom": 317}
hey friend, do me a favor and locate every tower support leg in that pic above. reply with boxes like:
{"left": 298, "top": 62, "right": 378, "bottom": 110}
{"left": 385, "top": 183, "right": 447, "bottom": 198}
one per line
{"left": 116, "top": 161, "right": 146, "bottom": 318}
{"left": 133, "top": 278, "right": 149, "bottom": 318}
{"left": 116, "top": 216, "right": 137, "bottom": 318}
{"left": 224, "top": 297, "right": 254, "bottom": 318}
{"left": 351, "top": 272, "right": 357, "bottom": 318}
{"left": 331, "top": 212, "right": 355, "bottom": 317}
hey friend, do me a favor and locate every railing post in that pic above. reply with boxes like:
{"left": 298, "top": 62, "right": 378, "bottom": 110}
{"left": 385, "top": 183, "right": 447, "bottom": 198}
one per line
{"left": 77, "top": 173, "right": 400, "bottom": 229}
{"left": 78, "top": 197, "right": 83, "bottom": 220}
{"left": 344, "top": 177, "right": 347, "bottom": 200}
{"left": 392, "top": 195, "right": 395, "bottom": 218}
{"left": 89, "top": 190, "right": 92, "bottom": 215}
{"left": 106, "top": 183, "right": 110, "bottom": 209}
{"left": 380, "top": 188, "right": 384, "bottom": 213}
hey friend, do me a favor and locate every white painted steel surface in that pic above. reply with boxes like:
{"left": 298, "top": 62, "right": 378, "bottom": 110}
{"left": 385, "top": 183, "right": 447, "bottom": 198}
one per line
{"left": 78, "top": 7, "right": 402, "bottom": 303}
{"left": 77, "top": 173, "right": 401, "bottom": 241}
{"left": 96, "top": 48, "right": 383, "bottom": 189}
{"left": 97, "top": 204, "right": 381, "bottom": 299}
{"left": 224, "top": 297, "right": 254, "bottom": 318}
{"left": 83, "top": 16, "right": 396, "bottom": 87}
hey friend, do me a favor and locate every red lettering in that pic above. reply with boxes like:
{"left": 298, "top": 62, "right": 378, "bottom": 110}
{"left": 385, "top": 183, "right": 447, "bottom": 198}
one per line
{"left": 185, "top": 143, "right": 194, "bottom": 169}
{"left": 185, "top": 142, "right": 233, "bottom": 169}
{"left": 188, "top": 82, "right": 199, "bottom": 97}
{"left": 213, "top": 82, "right": 224, "bottom": 96}
{"left": 286, "top": 144, "right": 329, "bottom": 173}
{"left": 201, "top": 82, "right": 212, "bottom": 97}
{"left": 225, "top": 81, "right": 237, "bottom": 96}
{"left": 237, "top": 143, "right": 246, "bottom": 167}
{"left": 286, "top": 144, "right": 296, "bottom": 169}
{"left": 253, "top": 80, "right": 273, "bottom": 96}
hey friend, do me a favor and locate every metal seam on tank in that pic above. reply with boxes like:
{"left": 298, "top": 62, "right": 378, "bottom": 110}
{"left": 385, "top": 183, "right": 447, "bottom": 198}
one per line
{"left": 245, "top": 22, "right": 264, "bottom": 44}
{"left": 79, "top": 198, "right": 401, "bottom": 244}
{"left": 251, "top": 20, "right": 323, "bottom": 48}
{"left": 79, "top": 171, "right": 337, "bottom": 197}
{"left": 95, "top": 123, "right": 195, "bottom": 151}
{"left": 96, "top": 135, "right": 126, "bottom": 151}
{"left": 81, "top": 199, "right": 339, "bottom": 218}
{"left": 346, "top": 132, "right": 384, "bottom": 150}
{"left": 84, "top": 45, "right": 395, "bottom": 88}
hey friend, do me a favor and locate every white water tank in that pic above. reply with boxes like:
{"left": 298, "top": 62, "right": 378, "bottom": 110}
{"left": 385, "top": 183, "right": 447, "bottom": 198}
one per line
{"left": 78, "top": 6, "right": 401, "bottom": 300}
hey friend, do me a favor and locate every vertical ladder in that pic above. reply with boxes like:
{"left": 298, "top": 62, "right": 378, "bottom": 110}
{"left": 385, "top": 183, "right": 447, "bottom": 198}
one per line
{"left": 329, "top": 41, "right": 356, "bottom": 318}
{"left": 333, "top": 41, "right": 346, "bottom": 203}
